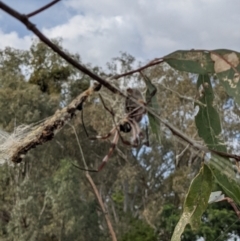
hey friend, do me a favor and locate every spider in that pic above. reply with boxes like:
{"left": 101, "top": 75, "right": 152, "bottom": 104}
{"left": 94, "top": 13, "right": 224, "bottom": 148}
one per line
{"left": 75, "top": 87, "right": 154, "bottom": 172}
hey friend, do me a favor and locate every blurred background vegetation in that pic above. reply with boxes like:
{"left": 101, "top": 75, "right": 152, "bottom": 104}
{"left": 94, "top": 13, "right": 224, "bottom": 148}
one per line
{"left": 0, "top": 39, "right": 239, "bottom": 241}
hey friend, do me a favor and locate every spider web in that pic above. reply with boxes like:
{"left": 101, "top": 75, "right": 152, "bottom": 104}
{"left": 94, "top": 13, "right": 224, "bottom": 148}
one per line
{"left": 0, "top": 125, "right": 32, "bottom": 164}
{"left": 0, "top": 121, "right": 46, "bottom": 164}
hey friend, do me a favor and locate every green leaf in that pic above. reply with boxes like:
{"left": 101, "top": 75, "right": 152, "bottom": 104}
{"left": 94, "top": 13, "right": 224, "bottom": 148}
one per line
{"left": 141, "top": 72, "right": 161, "bottom": 143}
{"left": 164, "top": 49, "right": 240, "bottom": 105}
{"left": 207, "top": 156, "right": 240, "bottom": 205}
{"left": 164, "top": 50, "right": 214, "bottom": 74}
{"left": 195, "top": 74, "right": 227, "bottom": 153}
{"left": 171, "top": 164, "right": 213, "bottom": 241}
{"left": 212, "top": 49, "right": 240, "bottom": 105}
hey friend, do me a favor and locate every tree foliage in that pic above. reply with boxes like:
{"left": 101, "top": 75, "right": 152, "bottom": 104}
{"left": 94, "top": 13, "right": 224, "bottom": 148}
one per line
{"left": 0, "top": 39, "right": 240, "bottom": 241}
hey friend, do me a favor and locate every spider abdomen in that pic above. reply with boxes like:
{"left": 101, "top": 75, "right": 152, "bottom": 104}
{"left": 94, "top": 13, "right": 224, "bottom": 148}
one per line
{"left": 119, "top": 122, "right": 132, "bottom": 133}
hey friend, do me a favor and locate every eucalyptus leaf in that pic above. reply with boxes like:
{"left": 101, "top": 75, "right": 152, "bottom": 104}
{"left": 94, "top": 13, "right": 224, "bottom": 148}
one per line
{"left": 195, "top": 74, "right": 227, "bottom": 153}
{"left": 207, "top": 156, "right": 240, "bottom": 205}
{"left": 164, "top": 50, "right": 214, "bottom": 74}
{"left": 141, "top": 72, "right": 161, "bottom": 143}
{"left": 164, "top": 49, "right": 240, "bottom": 104}
{"left": 171, "top": 164, "right": 213, "bottom": 241}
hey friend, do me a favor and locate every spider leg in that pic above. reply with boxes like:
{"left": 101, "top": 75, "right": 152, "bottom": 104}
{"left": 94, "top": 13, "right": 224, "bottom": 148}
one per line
{"left": 88, "top": 91, "right": 122, "bottom": 141}
{"left": 89, "top": 93, "right": 119, "bottom": 140}
{"left": 130, "top": 118, "right": 144, "bottom": 139}
{"left": 89, "top": 126, "right": 117, "bottom": 140}
{"left": 99, "top": 96, "right": 134, "bottom": 147}
{"left": 98, "top": 94, "right": 131, "bottom": 144}
{"left": 99, "top": 93, "right": 115, "bottom": 116}
{"left": 98, "top": 130, "right": 119, "bottom": 171}
{"left": 126, "top": 102, "right": 146, "bottom": 123}
{"left": 82, "top": 92, "right": 116, "bottom": 140}
{"left": 119, "top": 136, "right": 133, "bottom": 146}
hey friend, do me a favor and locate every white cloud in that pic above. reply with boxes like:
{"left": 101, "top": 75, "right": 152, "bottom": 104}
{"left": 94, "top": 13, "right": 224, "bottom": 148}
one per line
{"left": 1, "top": 0, "right": 240, "bottom": 68}
{"left": 0, "top": 30, "right": 32, "bottom": 50}
{"left": 59, "top": 0, "right": 240, "bottom": 65}
{"left": 42, "top": 14, "right": 141, "bottom": 66}
{"left": 64, "top": 0, "right": 139, "bottom": 16}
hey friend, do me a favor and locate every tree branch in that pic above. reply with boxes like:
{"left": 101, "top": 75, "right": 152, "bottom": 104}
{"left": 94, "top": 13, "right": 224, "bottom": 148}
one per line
{"left": 110, "top": 58, "right": 164, "bottom": 80}
{"left": 1, "top": 1, "right": 240, "bottom": 164}
{"left": 26, "top": 0, "right": 61, "bottom": 18}
{"left": 0, "top": 83, "right": 101, "bottom": 163}
{"left": 0, "top": 1, "right": 122, "bottom": 96}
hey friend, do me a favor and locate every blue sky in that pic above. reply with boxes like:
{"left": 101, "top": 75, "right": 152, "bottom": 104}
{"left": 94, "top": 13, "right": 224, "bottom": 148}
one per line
{"left": 1, "top": 0, "right": 240, "bottom": 67}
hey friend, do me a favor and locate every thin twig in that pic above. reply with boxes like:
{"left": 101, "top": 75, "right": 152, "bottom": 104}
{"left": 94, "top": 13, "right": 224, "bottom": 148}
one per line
{"left": 175, "top": 144, "right": 190, "bottom": 166}
{"left": 26, "top": 0, "right": 60, "bottom": 18}
{"left": 223, "top": 197, "right": 240, "bottom": 219}
{"left": 38, "top": 195, "right": 47, "bottom": 221}
{"left": 68, "top": 124, "right": 97, "bottom": 172}
{"left": 160, "top": 83, "right": 206, "bottom": 107}
{"left": 86, "top": 173, "right": 118, "bottom": 241}
{"left": 68, "top": 124, "right": 88, "bottom": 171}
{"left": 110, "top": 59, "right": 164, "bottom": 80}
{"left": 70, "top": 124, "right": 118, "bottom": 241}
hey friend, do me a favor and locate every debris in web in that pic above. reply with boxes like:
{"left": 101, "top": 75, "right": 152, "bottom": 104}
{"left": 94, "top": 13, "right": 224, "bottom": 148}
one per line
{"left": 0, "top": 124, "right": 39, "bottom": 164}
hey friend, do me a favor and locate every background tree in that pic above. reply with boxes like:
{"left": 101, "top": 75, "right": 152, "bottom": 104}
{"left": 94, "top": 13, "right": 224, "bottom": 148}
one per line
{"left": 0, "top": 37, "right": 240, "bottom": 241}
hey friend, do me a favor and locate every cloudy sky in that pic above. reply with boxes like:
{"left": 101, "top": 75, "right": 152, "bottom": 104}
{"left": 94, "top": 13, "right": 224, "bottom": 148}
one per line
{"left": 0, "top": 0, "right": 240, "bottom": 67}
